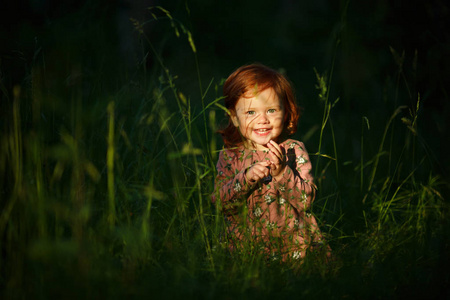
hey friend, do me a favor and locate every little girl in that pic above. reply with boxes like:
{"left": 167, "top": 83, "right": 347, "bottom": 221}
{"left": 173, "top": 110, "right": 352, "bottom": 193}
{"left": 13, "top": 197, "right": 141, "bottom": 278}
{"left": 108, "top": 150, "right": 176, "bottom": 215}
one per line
{"left": 212, "top": 63, "right": 328, "bottom": 261}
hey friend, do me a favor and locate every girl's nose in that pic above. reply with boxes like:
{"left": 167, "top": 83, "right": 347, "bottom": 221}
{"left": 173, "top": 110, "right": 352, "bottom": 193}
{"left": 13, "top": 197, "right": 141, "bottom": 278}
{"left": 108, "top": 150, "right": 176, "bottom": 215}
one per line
{"left": 257, "top": 113, "right": 269, "bottom": 123}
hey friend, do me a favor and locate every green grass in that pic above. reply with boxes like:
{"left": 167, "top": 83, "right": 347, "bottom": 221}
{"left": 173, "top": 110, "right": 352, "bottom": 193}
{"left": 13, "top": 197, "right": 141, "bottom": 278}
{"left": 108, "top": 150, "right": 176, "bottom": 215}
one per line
{"left": 1, "top": 6, "right": 449, "bottom": 300}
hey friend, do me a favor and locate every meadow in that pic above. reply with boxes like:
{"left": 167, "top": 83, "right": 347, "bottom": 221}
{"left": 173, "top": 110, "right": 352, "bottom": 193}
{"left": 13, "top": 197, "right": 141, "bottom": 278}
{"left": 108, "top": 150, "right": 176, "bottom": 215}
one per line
{"left": 1, "top": 3, "right": 449, "bottom": 299}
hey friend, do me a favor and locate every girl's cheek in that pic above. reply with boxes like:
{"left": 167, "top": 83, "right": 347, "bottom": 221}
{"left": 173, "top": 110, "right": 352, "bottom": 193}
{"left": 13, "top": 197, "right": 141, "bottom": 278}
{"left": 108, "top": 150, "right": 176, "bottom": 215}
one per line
{"left": 273, "top": 115, "right": 284, "bottom": 123}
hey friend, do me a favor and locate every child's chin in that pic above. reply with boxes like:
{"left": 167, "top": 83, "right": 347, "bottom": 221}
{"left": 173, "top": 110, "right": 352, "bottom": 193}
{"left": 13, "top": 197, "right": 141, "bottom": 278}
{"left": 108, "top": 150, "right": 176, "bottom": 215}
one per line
{"left": 252, "top": 141, "right": 270, "bottom": 150}
{"left": 245, "top": 136, "right": 274, "bottom": 149}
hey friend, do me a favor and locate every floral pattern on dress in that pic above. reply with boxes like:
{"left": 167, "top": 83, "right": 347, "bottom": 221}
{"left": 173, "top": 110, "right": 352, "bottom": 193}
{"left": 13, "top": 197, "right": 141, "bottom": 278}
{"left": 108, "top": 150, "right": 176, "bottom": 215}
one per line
{"left": 212, "top": 139, "right": 326, "bottom": 261}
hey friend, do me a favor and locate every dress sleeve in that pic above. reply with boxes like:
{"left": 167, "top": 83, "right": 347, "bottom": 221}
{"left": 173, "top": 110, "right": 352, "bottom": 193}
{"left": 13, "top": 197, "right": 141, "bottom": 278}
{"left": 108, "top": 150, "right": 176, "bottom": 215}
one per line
{"left": 273, "top": 141, "right": 317, "bottom": 210}
{"left": 211, "top": 150, "right": 256, "bottom": 211}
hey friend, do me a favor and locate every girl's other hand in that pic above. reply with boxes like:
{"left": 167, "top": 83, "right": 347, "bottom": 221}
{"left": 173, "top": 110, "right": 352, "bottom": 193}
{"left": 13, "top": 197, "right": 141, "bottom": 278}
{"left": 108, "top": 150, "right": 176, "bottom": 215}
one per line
{"left": 267, "top": 140, "right": 286, "bottom": 178}
{"left": 245, "top": 161, "right": 271, "bottom": 183}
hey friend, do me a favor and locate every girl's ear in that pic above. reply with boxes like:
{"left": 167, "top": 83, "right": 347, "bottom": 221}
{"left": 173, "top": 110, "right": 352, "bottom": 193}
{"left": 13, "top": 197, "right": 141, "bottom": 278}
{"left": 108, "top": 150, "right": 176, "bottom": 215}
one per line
{"left": 230, "top": 112, "right": 239, "bottom": 127}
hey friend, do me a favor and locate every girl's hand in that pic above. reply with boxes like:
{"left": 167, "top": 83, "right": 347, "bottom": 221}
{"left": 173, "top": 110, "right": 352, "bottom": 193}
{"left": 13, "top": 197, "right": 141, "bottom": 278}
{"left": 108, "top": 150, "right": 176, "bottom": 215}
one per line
{"left": 245, "top": 161, "right": 271, "bottom": 184}
{"left": 267, "top": 140, "right": 286, "bottom": 178}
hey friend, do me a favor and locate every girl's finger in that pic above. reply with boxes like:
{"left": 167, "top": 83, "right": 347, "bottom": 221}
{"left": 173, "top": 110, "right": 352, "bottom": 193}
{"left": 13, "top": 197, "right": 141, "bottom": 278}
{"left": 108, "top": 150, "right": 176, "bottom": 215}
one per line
{"left": 262, "top": 160, "right": 272, "bottom": 167}
{"left": 264, "top": 167, "right": 270, "bottom": 177}
{"left": 251, "top": 164, "right": 268, "bottom": 178}
{"left": 271, "top": 141, "right": 287, "bottom": 162}
{"left": 269, "top": 150, "right": 280, "bottom": 163}
{"left": 259, "top": 165, "right": 270, "bottom": 177}
{"left": 269, "top": 140, "right": 282, "bottom": 151}
{"left": 268, "top": 141, "right": 282, "bottom": 159}
{"left": 267, "top": 140, "right": 280, "bottom": 153}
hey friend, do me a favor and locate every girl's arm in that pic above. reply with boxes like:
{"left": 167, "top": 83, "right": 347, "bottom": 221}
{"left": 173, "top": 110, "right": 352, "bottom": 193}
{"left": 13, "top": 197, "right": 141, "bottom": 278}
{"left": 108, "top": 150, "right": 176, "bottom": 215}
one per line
{"left": 273, "top": 141, "right": 316, "bottom": 210}
{"left": 211, "top": 150, "right": 256, "bottom": 210}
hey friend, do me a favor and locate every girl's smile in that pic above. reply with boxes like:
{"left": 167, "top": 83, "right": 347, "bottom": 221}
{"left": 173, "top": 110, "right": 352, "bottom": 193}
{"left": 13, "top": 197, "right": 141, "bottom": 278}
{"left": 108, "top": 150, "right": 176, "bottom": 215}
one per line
{"left": 231, "top": 88, "right": 285, "bottom": 150}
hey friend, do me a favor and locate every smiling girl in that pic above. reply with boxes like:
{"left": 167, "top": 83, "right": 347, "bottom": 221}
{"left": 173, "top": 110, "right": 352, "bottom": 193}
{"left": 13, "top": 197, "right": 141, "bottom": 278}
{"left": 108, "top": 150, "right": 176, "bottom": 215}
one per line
{"left": 212, "top": 63, "right": 329, "bottom": 262}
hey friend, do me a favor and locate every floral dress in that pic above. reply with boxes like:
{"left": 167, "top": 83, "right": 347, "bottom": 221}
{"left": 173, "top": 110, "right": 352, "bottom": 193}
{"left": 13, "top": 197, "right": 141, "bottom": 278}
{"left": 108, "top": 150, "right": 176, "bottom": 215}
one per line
{"left": 212, "top": 139, "right": 326, "bottom": 260}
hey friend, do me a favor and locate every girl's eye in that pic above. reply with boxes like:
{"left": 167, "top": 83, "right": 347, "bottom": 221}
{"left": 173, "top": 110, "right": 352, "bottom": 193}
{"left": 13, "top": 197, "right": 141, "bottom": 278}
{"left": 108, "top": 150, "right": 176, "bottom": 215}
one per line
{"left": 246, "top": 111, "right": 255, "bottom": 115}
{"left": 268, "top": 109, "right": 276, "bottom": 113}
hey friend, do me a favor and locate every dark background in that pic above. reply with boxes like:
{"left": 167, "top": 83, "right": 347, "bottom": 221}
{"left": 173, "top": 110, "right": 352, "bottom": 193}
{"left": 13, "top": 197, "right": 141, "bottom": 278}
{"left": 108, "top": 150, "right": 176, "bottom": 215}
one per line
{"left": 1, "top": 0, "right": 449, "bottom": 178}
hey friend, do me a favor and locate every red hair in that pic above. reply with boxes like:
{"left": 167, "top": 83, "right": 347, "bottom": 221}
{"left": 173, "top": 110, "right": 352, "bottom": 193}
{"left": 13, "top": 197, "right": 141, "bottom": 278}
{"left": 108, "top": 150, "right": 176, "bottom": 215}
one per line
{"left": 218, "top": 63, "right": 300, "bottom": 149}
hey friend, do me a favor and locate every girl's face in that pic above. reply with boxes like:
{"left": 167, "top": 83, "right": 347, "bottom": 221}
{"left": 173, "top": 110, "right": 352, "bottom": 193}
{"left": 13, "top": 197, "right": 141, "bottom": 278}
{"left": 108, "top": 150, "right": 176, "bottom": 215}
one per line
{"left": 231, "top": 88, "right": 285, "bottom": 150}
